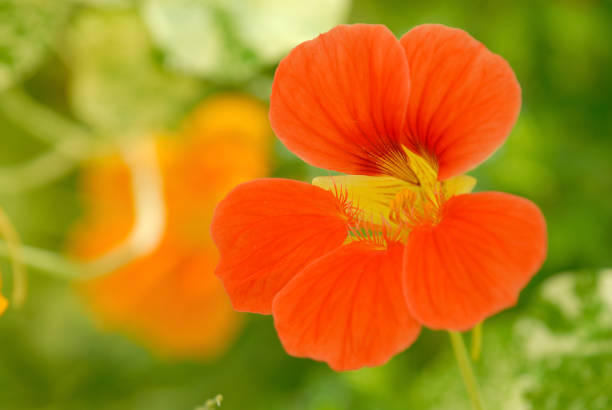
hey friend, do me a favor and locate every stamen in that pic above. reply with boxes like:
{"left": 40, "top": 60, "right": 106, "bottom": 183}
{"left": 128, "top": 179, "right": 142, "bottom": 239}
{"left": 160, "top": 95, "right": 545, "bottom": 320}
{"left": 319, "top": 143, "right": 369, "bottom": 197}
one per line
{"left": 316, "top": 146, "right": 470, "bottom": 247}
{"left": 346, "top": 217, "right": 400, "bottom": 248}
{"left": 324, "top": 179, "right": 399, "bottom": 248}
{"left": 389, "top": 183, "right": 445, "bottom": 230}
{"left": 327, "top": 178, "right": 363, "bottom": 226}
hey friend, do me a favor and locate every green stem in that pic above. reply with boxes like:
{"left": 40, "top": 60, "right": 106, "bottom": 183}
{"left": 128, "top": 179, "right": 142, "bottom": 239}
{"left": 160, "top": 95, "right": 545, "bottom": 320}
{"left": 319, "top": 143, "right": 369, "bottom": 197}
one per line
{"left": 0, "top": 240, "right": 82, "bottom": 281}
{"left": 448, "top": 331, "right": 486, "bottom": 410}
{"left": 471, "top": 322, "right": 483, "bottom": 361}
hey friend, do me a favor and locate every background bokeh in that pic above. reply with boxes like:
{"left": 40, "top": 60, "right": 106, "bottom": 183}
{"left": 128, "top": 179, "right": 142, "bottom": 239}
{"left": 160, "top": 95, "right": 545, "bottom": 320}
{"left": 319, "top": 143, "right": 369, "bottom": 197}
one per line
{"left": 1, "top": 0, "right": 611, "bottom": 409}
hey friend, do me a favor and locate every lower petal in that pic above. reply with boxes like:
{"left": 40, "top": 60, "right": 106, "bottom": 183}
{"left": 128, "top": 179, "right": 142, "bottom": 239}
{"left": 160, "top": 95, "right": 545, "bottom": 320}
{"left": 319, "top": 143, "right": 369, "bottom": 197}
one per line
{"left": 403, "top": 192, "right": 547, "bottom": 330}
{"left": 211, "top": 179, "right": 350, "bottom": 314}
{"left": 273, "top": 241, "right": 421, "bottom": 371}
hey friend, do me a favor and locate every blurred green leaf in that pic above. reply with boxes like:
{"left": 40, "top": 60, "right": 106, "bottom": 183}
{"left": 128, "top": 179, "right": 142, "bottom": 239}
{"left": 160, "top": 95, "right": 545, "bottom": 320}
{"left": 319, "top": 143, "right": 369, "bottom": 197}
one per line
{"left": 224, "top": 0, "right": 351, "bottom": 63}
{"left": 405, "top": 269, "right": 612, "bottom": 410}
{"left": 142, "top": 0, "right": 226, "bottom": 76}
{"left": 0, "top": 0, "right": 70, "bottom": 91}
{"left": 66, "top": 9, "right": 203, "bottom": 135}
{"left": 142, "top": 0, "right": 350, "bottom": 81}
{"left": 142, "top": 0, "right": 259, "bottom": 82}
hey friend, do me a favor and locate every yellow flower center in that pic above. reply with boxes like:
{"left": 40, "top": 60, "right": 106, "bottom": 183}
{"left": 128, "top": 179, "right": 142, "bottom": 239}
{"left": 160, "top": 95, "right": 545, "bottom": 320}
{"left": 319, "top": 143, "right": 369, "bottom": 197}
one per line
{"left": 313, "top": 146, "right": 476, "bottom": 245}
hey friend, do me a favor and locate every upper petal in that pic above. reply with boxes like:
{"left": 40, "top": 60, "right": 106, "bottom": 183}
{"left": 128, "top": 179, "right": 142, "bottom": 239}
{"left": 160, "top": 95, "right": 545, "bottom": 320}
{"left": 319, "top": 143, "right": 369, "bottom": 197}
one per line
{"left": 211, "top": 179, "right": 350, "bottom": 314}
{"left": 273, "top": 241, "right": 421, "bottom": 371}
{"left": 400, "top": 24, "right": 521, "bottom": 180}
{"left": 403, "top": 192, "right": 547, "bottom": 330}
{"left": 270, "top": 24, "right": 411, "bottom": 176}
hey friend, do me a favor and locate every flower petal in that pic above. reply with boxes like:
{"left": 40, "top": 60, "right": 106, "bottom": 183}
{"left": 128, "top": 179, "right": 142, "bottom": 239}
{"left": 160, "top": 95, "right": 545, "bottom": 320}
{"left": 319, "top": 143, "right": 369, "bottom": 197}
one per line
{"left": 273, "top": 241, "right": 421, "bottom": 371}
{"left": 400, "top": 24, "right": 521, "bottom": 180}
{"left": 403, "top": 192, "right": 547, "bottom": 330}
{"left": 211, "top": 179, "right": 350, "bottom": 314}
{"left": 270, "top": 24, "right": 411, "bottom": 176}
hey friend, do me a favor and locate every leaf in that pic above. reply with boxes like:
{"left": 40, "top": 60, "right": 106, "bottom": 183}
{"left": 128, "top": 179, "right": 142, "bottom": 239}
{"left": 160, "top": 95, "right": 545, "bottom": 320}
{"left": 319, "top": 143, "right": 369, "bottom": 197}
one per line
{"left": 403, "top": 269, "right": 612, "bottom": 410}
{"left": 225, "top": 0, "right": 351, "bottom": 63}
{"left": 141, "top": 0, "right": 350, "bottom": 81}
{"left": 142, "top": 0, "right": 258, "bottom": 82}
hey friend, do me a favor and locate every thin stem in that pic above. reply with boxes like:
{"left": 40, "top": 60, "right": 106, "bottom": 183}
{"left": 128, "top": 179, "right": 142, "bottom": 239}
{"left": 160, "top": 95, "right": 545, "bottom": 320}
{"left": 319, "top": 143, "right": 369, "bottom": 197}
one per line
{"left": 471, "top": 322, "right": 483, "bottom": 361}
{"left": 0, "top": 240, "right": 82, "bottom": 281}
{"left": 0, "top": 208, "right": 27, "bottom": 307}
{"left": 448, "top": 331, "right": 486, "bottom": 410}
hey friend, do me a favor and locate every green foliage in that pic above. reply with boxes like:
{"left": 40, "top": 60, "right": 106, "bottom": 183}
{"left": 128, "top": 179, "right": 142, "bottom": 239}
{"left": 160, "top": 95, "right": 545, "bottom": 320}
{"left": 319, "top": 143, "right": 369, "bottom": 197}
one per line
{"left": 403, "top": 269, "right": 612, "bottom": 410}
{"left": 0, "top": 0, "right": 71, "bottom": 90}
{"left": 195, "top": 394, "right": 223, "bottom": 409}
{"left": 142, "top": 0, "right": 350, "bottom": 81}
{"left": 142, "top": 0, "right": 259, "bottom": 82}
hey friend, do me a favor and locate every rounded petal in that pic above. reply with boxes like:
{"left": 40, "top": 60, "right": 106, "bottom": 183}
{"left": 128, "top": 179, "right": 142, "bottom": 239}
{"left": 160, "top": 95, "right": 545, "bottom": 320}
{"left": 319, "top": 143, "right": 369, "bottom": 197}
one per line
{"left": 211, "top": 179, "right": 350, "bottom": 314}
{"left": 273, "top": 241, "right": 421, "bottom": 371}
{"left": 400, "top": 24, "right": 521, "bottom": 180}
{"left": 403, "top": 192, "right": 547, "bottom": 330}
{"left": 270, "top": 24, "right": 411, "bottom": 175}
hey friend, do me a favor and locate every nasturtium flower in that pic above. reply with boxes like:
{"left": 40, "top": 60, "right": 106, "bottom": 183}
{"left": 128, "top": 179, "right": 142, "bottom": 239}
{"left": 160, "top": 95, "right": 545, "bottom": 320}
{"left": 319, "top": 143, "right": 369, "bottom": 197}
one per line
{"left": 211, "top": 24, "right": 548, "bottom": 370}
{"left": 70, "top": 95, "right": 272, "bottom": 358}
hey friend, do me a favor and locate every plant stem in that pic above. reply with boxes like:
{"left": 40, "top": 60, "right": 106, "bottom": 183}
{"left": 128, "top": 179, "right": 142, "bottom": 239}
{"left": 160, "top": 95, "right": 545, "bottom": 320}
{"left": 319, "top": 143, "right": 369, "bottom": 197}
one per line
{"left": 448, "top": 331, "right": 486, "bottom": 410}
{"left": 0, "top": 240, "right": 82, "bottom": 281}
{"left": 471, "top": 322, "right": 483, "bottom": 361}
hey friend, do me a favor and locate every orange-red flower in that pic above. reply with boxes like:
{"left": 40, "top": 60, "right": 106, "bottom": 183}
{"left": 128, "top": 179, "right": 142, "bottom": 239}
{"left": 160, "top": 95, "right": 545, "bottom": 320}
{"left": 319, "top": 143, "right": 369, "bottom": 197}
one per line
{"left": 211, "top": 24, "right": 547, "bottom": 371}
{"left": 70, "top": 95, "right": 272, "bottom": 359}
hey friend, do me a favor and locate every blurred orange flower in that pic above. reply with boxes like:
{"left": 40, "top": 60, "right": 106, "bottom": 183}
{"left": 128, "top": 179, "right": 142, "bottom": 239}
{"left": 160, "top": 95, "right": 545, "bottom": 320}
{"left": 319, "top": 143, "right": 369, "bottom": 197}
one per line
{"left": 0, "top": 277, "right": 7, "bottom": 316}
{"left": 69, "top": 95, "right": 272, "bottom": 359}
